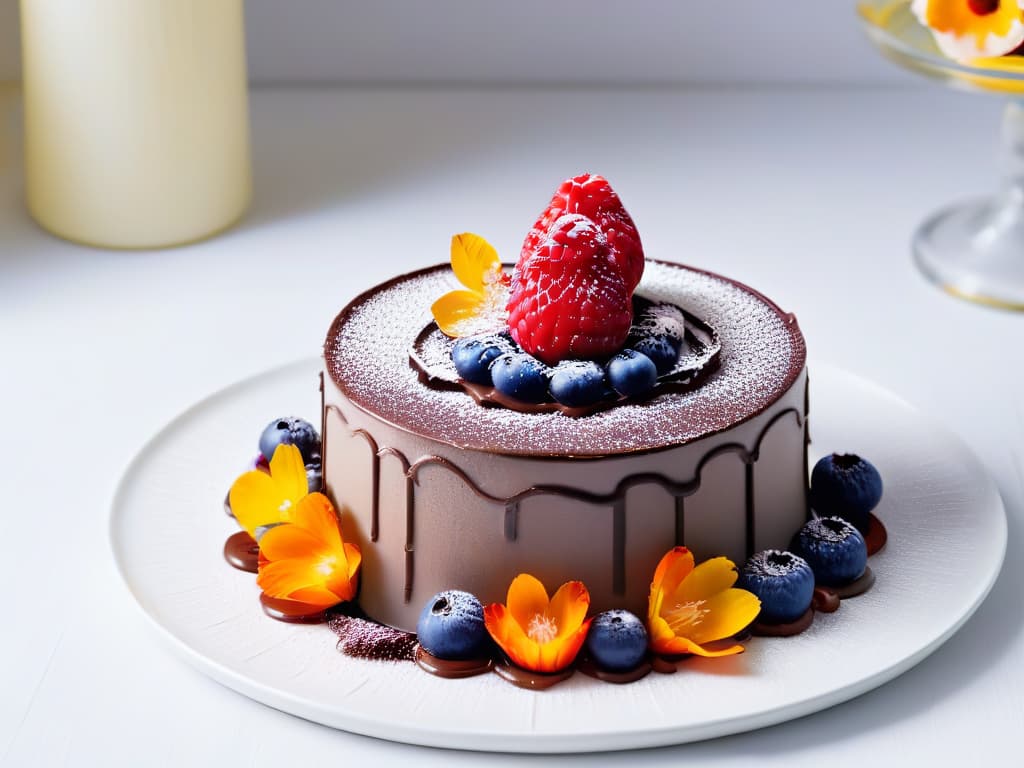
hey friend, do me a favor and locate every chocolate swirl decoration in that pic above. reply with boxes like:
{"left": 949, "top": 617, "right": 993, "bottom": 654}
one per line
{"left": 408, "top": 296, "right": 722, "bottom": 417}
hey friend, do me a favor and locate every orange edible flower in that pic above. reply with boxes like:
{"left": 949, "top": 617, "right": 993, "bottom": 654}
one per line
{"left": 256, "top": 492, "right": 361, "bottom": 608}
{"left": 431, "top": 232, "right": 510, "bottom": 337}
{"left": 484, "top": 574, "right": 592, "bottom": 673}
{"left": 228, "top": 443, "right": 310, "bottom": 538}
{"left": 912, "top": 0, "right": 1024, "bottom": 61}
{"left": 647, "top": 547, "right": 760, "bottom": 658}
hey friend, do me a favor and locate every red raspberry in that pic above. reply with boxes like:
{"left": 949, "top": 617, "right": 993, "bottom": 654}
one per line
{"left": 507, "top": 214, "right": 633, "bottom": 365}
{"left": 521, "top": 174, "right": 644, "bottom": 291}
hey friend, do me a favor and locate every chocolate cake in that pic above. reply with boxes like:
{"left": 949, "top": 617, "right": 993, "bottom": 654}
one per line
{"left": 322, "top": 259, "right": 808, "bottom": 632}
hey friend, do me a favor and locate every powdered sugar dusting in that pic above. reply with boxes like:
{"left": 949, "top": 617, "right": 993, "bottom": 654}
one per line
{"left": 327, "top": 613, "right": 418, "bottom": 661}
{"left": 325, "top": 262, "right": 805, "bottom": 457}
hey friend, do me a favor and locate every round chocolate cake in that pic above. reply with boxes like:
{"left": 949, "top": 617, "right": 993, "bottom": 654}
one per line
{"left": 322, "top": 259, "right": 808, "bottom": 631}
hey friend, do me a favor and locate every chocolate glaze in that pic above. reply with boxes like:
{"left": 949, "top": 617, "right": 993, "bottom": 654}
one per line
{"left": 223, "top": 531, "right": 259, "bottom": 573}
{"left": 829, "top": 566, "right": 876, "bottom": 599}
{"left": 577, "top": 657, "right": 653, "bottom": 684}
{"left": 260, "top": 593, "right": 327, "bottom": 624}
{"left": 864, "top": 513, "right": 887, "bottom": 556}
{"left": 650, "top": 656, "right": 680, "bottom": 674}
{"left": 324, "top": 260, "right": 807, "bottom": 460}
{"left": 415, "top": 646, "right": 494, "bottom": 679}
{"left": 752, "top": 606, "right": 815, "bottom": 637}
{"left": 812, "top": 588, "right": 841, "bottom": 613}
{"left": 494, "top": 662, "right": 574, "bottom": 690}
{"left": 323, "top": 401, "right": 805, "bottom": 599}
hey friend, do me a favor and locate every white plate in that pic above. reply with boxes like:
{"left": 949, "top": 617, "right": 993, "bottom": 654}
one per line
{"left": 110, "top": 360, "right": 1006, "bottom": 753}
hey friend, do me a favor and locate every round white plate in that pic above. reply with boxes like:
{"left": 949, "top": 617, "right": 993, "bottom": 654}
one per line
{"left": 110, "top": 360, "right": 1006, "bottom": 753}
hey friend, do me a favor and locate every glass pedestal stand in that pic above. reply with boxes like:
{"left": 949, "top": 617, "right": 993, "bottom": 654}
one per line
{"left": 860, "top": 0, "right": 1024, "bottom": 309}
{"left": 914, "top": 102, "right": 1024, "bottom": 309}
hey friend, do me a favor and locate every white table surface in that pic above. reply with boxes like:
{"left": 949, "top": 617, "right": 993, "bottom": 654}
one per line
{"left": 1, "top": 84, "right": 1022, "bottom": 767}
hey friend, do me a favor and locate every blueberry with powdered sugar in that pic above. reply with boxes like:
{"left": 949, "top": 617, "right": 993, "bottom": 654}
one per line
{"left": 586, "top": 610, "right": 648, "bottom": 672}
{"left": 416, "top": 590, "right": 487, "bottom": 660}
{"left": 794, "top": 517, "right": 868, "bottom": 587}
{"left": 625, "top": 302, "right": 686, "bottom": 374}
{"left": 738, "top": 550, "right": 815, "bottom": 624}
{"left": 810, "top": 453, "right": 883, "bottom": 535}
{"left": 606, "top": 349, "right": 658, "bottom": 397}
{"left": 549, "top": 360, "right": 608, "bottom": 407}
{"left": 259, "top": 417, "right": 321, "bottom": 465}
{"left": 491, "top": 352, "right": 551, "bottom": 403}
{"left": 451, "top": 333, "right": 513, "bottom": 386}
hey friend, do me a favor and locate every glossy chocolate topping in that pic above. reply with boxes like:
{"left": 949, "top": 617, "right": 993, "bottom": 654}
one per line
{"left": 324, "top": 260, "right": 806, "bottom": 459}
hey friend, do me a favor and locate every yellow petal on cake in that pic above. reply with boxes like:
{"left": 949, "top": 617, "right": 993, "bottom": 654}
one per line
{"left": 912, "top": 0, "right": 1024, "bottom": 61}
{"left": 685, "top": 589, "right": 762, "bottom": 646}
{"left": 646, "top": 547, "right": 760, "bottom": 658}
{"left": 228, "top": 443, "right": 310, "bottom": 537}
{"left": 672, "top": 556, "right": 739, "bottom": 604}
{"left": 450, "top": 232, "right": 501, "bottom": 294}
{"left": 267, "top": 443, "right": 310, "bottom": 504}
{"left": 430, "top": 289, "right": 486, "bottom": 337}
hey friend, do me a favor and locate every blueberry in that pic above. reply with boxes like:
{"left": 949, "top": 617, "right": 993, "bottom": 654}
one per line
{"left": 305, "top": 462, "right": 323, "bottom": 493}
{"left": 549, "top": 360, "right": 608, "bottom": 407}
{"left": 416, "top": 590, "right": 487, "bottom": 660}
{"left": 794, "top": 517, "right": 868, "bottom": 587}
{"left": 585, "top": 610, "right": 648, "bottom": 672}
{"left": 810, "top": 453, "right": 883, "bottom": 534}
{"left": 738, "top": 550, "right": 815, "bottom": 624}
{"left": 606, "top": 349, "right": 658, "bottom": 397}
{"left": 259, "top": 417, "right": 320, "bottom": 464}
{"left": 490, "top": 353, "right": 550, "bottom": 403}
{"left": 451, "top": 334, "right": 511, "bottom": 386}
{"left": 629, "top": 335, "right": 679, "bottom": 375}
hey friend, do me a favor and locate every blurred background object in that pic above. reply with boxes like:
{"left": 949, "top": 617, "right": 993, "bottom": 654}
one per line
{"left": 18, "top": 0, "right": 251, "bottom": 249}
{"left": 861, "top": 0, "right": 1024, "bottom": 309}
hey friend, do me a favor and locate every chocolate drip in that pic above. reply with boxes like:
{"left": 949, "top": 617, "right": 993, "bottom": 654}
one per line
{"left": 494, "top": 662, "right": 574, "bottom": 690}
{"left": 744, "top": 462, "right": 756, "bottom": 557}
{"left": 674, "top": 496, "right": 686, "bottom": 546}
{"left": 504, "top": 500, "right": 519, "bottom": 541}
{"left": 324, "top": 401, "right": 805, "bottom": 605}
{"left": 613, "top": 499, "right": 627, "bottom": 595}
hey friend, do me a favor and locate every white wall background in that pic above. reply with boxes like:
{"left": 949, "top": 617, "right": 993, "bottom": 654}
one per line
{"left": 0, "top": 1, "right": 906, "bottom": 85}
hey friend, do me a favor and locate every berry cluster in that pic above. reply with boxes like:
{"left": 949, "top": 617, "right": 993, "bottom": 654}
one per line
{"left": 451, "top": 301, "right": 686, "bottom": 408}
{"left": 506, "top": 174, "right": 645, "bottom": 365}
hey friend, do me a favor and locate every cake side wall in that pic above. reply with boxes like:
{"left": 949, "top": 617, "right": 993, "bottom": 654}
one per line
{"left": 321, "top": 369, "right": 809, "bottom": 632}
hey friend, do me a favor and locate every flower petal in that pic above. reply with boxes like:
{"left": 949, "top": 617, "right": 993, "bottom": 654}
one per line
{"left": 268, "top": 443, "right": 309, "bottom": 506}
{"left": 258, "top": 558, "right": 328, "bottom": 599}
{"left": 549, "top": 617, "right": 592, "bottom": 672}
{"left": 655, "top": 634, "right": 746, "bottom": 658}
{"left": 485, "top": 602, "right": 541, "bottom": 671}
{"left": 451, "top": 232, "right": 500, "bottom": 293}
{"left": 257, "top": 522, "right": 330, "bottom": 562}
{"left": 507, "top": 573, "right": 551, "bottom": 631}
{"left": 652, "top": 547, "right": 695, "bottom": 595}
{"left": 547, "top": 580, "right": 590, "bottom": 639}
{"left": 229, "top": 470, "right": 284, "bottom": 536}
{"left": 672, "top": 556, "right": 739, "bottom": 604}
{"left": 292, "top": 493, "right": 343, "bottom": 550}
{"left": 431, "top": 289, "right": 485, "bottom": 337}
{"left": 686, "top": 588, "right": 762, "bottom": 646}
{"left": 286, "top": 585, "right": 346, "bottom": 608}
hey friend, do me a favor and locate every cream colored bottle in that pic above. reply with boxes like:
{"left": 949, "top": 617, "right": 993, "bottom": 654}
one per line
{"left": 20, "top": 0, "right": 251, "bottom": 248}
